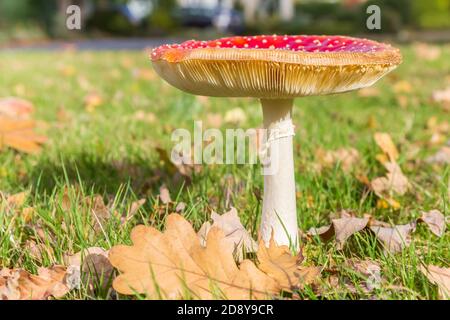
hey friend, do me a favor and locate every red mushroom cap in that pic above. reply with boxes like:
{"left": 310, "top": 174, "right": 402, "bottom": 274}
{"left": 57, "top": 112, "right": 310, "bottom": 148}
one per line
{"left": 151, "top": 35, "right": 402, "bottom": 98}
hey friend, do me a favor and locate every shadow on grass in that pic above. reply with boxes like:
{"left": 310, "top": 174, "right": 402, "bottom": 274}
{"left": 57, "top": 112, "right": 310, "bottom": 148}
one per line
{"left": 27, "top": 152, "right": 189, "bottom": 197}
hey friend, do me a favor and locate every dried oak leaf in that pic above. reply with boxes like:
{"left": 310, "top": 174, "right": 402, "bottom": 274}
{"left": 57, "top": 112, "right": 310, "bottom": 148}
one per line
{"left": 0, "top": 117, "right": 47, "bottom": 154}
{"left": 369, "top": 223, "right": 416, "bottom": 253}
{"left": 109, "top": 214, "right": 319, "bottom": 299}
{"left": 418, "top": 210, "right": 446, "bottom": 237}
{"left": 0, "top": 266, "right": 71, "bottom": 300}
{"left": 257, "top": 238, "right": 319, "bottom": 290}
{"left": 420, "top": 265, "right": 450, "bottom": 299}
{"left": 308, "top": 216, "right": 369, "bottom": 249}
{"left": 198, "top": 207, "right": 258, "bottom": 261}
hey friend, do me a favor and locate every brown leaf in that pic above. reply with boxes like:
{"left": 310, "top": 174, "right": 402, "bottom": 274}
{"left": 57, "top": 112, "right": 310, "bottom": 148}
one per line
{"left": 0, "top": 117, "right": 47, "bottom": 154}
{"left": 369, "top": 223, "right": 416, "bottom": 253}
{"left": 418, "top": 210, "right": 446, "bottom": 237}
{"left": 109, "top": 214, "right": 318, "bottom": 299}
{"left": 308, "top": 216, "right": 369, "bottom": 249}
{"left": 374, "top": 132, "right": 399, "bottom": 162}
{"left": 257, "top": 238, "right": 319, "bottom": 290}
{"left": 0, "top": 97, "right": 34, "bottom": 119}
{"left": 347, "top": 259, "right": 382, "bottom": 292}
{"left": 371, "top": 161, "right": 409, "bottom": 197}
{"left": 65, "top": 247, "right": 113, "bottom": 292}
{"left": 315, "top": 147, "right": 360, "bottom": 172}
{"left": 432, "top": 87, "right": 450, "bottom": 111}
{"left": 88, "top": 195, "right": 111, "bottom": 230}
{"left": 158, "top": 184, "right": 172, "bottom": 205}
{"left": 4, "top": 191, "right": 28, "bottom": 208}
{"left": 123, "top": 198, "right": 146, "bottom": 223}
{"left": 25, "top": 240, "right": 54, "bottom": 263}
{"left": 426, "top": 146, "right": 450, "bottom": 165}
{"left": 0, "top": 266, "right": 71, "bottom": 300}
{"left": 420, "top": 265, "right": 450, "bottom": 299}
{"left": 198, "top": 207, "right": 258, "bottom": 261}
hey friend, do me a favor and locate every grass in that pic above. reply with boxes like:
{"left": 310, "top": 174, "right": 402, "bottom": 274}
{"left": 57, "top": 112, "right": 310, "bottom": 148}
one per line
{"left": 0, "top": 45, "right": 449, "bottom": 300}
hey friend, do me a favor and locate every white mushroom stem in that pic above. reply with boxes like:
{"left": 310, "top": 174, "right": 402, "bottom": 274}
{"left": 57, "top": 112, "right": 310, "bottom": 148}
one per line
{"left": 260, "top": 99, "right": 298, "bottom": 251}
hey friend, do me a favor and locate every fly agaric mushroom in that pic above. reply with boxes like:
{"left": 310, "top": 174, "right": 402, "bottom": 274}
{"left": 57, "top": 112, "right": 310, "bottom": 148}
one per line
{"left": 151, "top": 35, "right": 402, "bottom": 251}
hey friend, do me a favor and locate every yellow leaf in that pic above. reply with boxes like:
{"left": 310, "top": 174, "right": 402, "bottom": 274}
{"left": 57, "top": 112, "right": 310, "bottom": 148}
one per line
{"left": 84, "top": 92, "right": 103, "bottom": 112}
{"left": 0, "top": 97, "right": 34, "bottom": 119}
{"left": 374, "top": 132, "right": 399, "bottom": 162}
{"left": 0, "top": 117, "right": 47, "bottom": 154}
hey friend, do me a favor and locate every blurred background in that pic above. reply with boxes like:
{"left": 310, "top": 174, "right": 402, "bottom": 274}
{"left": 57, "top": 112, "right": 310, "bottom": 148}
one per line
{"left": 1, "top": 0, "right": 450, "bottom": 49}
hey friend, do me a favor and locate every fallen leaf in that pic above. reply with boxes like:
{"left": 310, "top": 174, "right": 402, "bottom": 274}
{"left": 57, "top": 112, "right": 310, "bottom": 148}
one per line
{"left": 308, "top": 216, "right": 369, "bottom": 249}
{"left": 257, "top": 238, "right": 319, "bottom": 290}
{"left": 25, "top": 240, "right": 54, "bottom": 263}
{"left": 123, "top": 198, "right": 146, "bottom": 224}
{"left": 432, "top": 87, "right": 450, "bottom": 111}
{"left": 418, "top": 210, "right": 446, "bottom": 237}
{"left": 315, "top": 147, "right": 360, "bottom": 172}
{"left": 358, "top": 87, "right": 380, "bottom": 98}
{"left": 371, "top": 161, "right": 409, "bottom": 197}
{"left": 347, "top": 259, "right": 382, "bottom": 292}
{"left": 426, "top": 146, "right": 450, "bottom": 165}
{"left": 109, "top": 214, "right": 319, "bottom": 299}
{"left": 413, "top": 43, "right": 441, "bottom": 61}
{"left": 0, "top": 97, "right": 34, "bottom": 119}
{"left": 0, "top": 117, "right": 47, "bottom": 154}
{"left": 369, "top": 223, "right": 416, "bottom": 253}
{"left": 198, "top": 207, "right": 258, "bottom": 261}
{"left": 158, "top": 184, "right": 171, "bottom": 205}
{"left": 308, "top": 210, "right": 442, "bottom": 253}
{"left": 88, "top": 195, "right": 111, "bottom": 231}
{"left": 420, "top": 265, "right": 450, "bottom": 299}
{"left": 374, "top": 132, "right": 399, "bottom": 162}
{"left": 0, "top": 266, "right": 71, "bottom": 300}
{"left": 393, "top": 80, "right": 412, "bottom": 94}
{"left": 65, "top": 247, "right": 113, "bottom": 292}
{"left": 3, "top": 191, "right": 28, "bottom": 208}
{"left": 84, "top": 92, "right": 103, "bottom": 112}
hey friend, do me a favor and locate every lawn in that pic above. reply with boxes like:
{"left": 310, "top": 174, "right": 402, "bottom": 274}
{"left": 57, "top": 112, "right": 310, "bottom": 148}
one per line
{"left": 0, "top": 44, "right": 448, "bottom": 300}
